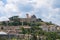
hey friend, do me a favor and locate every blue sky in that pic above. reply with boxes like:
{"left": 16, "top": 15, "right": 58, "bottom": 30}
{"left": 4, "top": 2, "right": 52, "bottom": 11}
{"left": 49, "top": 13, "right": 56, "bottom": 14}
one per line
{"left": 0, "top": 0, "right": 60, "bottom": 25}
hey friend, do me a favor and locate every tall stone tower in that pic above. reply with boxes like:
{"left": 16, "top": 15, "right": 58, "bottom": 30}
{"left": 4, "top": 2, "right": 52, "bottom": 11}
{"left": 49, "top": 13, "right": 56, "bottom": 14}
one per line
{"left": 26, "top": 14, "right": 30, "bottom": 23}
{"left": 26, "top": 14, "right": 29, "bottom": 18}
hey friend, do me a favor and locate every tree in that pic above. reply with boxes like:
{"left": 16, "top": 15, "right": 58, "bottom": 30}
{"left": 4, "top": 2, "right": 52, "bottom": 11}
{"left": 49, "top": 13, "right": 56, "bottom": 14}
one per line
{"left": 45, "top": 32, "right": 57, "bottom": 40}
{"left": 9, "top": 16, "right": 22, "bottom": 26}
{"left": 37, "top": 18, "right": 43, "bottom": 22}
{"left": 25, "top": 28, "right": 31, "bottom": 40}
{"left": 9, "top": 16, "right": 20, "bottom": 21}
{"left": 2, "top": 21, "right": 7, "bottom": 26}
{"left": 31, "top": 26, "right": 43, "bottom": 40}
{"left": 45, "top": 21, "right": 53, "bottom": 25}
{"left": 0, "top": 37, "right": 7, "bottom": 40}
{"left": 21, "top": 27, "right": 26, "bottom": 39}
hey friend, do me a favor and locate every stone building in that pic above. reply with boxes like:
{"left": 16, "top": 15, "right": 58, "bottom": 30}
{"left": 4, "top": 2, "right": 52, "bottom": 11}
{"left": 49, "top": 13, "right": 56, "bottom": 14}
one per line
{"left": 20, "top": 14, "right": 42, "bottom": 23}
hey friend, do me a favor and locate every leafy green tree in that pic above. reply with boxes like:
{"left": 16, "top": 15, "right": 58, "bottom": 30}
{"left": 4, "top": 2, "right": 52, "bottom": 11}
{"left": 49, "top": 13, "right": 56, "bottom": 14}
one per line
{"left": 0, "top": 37, "right": 7, "bottom": 40}
{"left": 31, "top": 26, "right": 43, "bottom": 40}
{"left": 9, "top": 16, "right": 23, "bottom": 26}
{"left": 56, "top": 33, "right": 60, "bottom": 39}
{"left": 9, "top": 16, "right": 20, "bottom": 21}
{"left": 21, "top": 27, "right": 26, "bottom": 39}
{"left": 45, "top": 21, "right": 54, "bottom": 25}
{"left": 25, "top": 28, "right": 31, "bottom": 40}
{"left": 2, "top": 21, "right": 8, "bottom": 26}
{"left": 37, "top": 18, "right": 43, "bottom": 22}
{"left": 45, "top": 32, "right": 57, "bottom": 40}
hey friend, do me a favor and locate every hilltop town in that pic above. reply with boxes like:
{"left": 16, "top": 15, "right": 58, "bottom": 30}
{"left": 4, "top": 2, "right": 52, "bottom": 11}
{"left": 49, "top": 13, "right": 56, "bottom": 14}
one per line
{"left": 0, "top": 14, "right": 60, "bottom": 40}
{"left": 0, "top": 14, "right": 60, "bottom": 31}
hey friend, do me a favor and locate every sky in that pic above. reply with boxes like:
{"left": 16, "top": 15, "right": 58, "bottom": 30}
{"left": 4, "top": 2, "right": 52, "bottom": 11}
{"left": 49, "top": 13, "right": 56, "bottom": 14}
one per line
{"left": 0, "top": 0, "right": 60, "bottom": 25}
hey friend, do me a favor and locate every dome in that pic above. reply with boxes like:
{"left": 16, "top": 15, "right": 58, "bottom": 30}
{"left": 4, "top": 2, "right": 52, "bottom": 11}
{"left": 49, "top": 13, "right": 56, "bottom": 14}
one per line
{"left": 0, "top": 31, "right": 7, "bottom": 35}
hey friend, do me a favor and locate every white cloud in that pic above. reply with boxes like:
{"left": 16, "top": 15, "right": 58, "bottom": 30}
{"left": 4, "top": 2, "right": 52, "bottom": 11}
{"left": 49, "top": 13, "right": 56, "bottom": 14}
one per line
{"left": 0, "top": 0, "right": 60, "bottom": 25}
{"left": 4, "top": 3, "right": 18, "bottom": 12}
{"left": 0, "top": 16, "right": 9, "bottom": 21}
{"left": 0, "top": 1, "right": 4, "bottom": 6}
